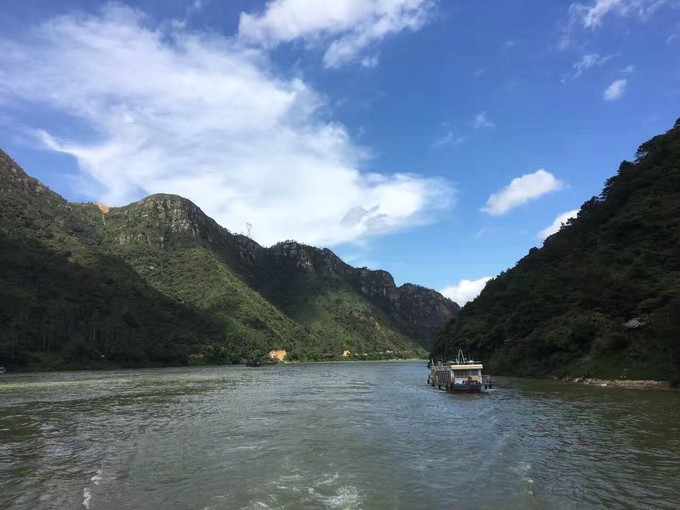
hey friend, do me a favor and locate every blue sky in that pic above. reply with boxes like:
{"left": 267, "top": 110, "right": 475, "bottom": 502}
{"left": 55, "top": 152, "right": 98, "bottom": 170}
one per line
{"left": 0, "top": 0, "right": 678, "bottom": 304}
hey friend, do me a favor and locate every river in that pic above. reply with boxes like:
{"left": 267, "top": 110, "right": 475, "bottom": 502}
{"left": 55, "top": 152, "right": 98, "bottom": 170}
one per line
{"left": 1, "top": 362, "right": 679, "bottom": 509}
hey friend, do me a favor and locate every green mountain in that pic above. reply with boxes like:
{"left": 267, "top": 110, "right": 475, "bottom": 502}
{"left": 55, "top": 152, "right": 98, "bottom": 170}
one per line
{"left": 432, "top": 119, "right": 680, "bottom": 383}
{"left": 0, "top": 151, "right": 457, "bottom": 370}
{"left": 0, "top": 155, "right": 222, "bottom": 369}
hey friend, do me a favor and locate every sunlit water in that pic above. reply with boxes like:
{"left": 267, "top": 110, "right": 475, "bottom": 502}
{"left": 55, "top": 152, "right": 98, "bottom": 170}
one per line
{"left": 1, "top": 362, "right": 679, "bottom": 509}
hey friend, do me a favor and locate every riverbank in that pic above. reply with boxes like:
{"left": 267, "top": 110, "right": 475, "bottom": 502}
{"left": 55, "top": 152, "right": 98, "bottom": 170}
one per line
{"left": 568, "top": 377, "right": 674, "bottom": 390}
{"left": 0, "top": 357, "right": 429, "bottom": 374}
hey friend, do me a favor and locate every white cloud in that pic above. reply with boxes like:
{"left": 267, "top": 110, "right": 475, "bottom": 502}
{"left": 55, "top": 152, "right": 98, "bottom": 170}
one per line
{"left": 0, "top": 5, "right": 452, "bottom": 247}
{"left": 474, "top": 112, "right": 495, "bottom": 129}
{"left": 537, "top": 209, "right": 580, "bottom": 240}
{"left": 441, "top": 276, "right": 492, "bottom": 305}
{"left": 568, "top": 0, "right": 669, "bottom": 29}
{"left": 482, "top": 170, "right": 566, "bottom": 216}
{"left": 604, "top": 78, "right": 627, "bottom": 100}
{"left": 568, "top": 53, "right": 616, "bottom": 80}
{"left": 621, "top": 64, "right": 635, "bottom": 73}
{"left": 561, "top": 0, "right": 672, "bottom": 48}
{"left": 238, "top": 0, "right": 435, "bottom": 68}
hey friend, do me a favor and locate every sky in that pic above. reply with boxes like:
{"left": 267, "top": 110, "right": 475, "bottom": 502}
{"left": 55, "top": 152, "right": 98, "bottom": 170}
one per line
{"left": 0, "top": 0, "right": 678, "bottom": 305}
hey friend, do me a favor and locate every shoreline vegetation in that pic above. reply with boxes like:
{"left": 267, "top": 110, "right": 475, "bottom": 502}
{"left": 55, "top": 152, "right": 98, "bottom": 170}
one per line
{"left": 2, "top": 356, "right": 430, "bottom": 374}
{"left": 2, "top": 360, "right": 676, "bottom": 390}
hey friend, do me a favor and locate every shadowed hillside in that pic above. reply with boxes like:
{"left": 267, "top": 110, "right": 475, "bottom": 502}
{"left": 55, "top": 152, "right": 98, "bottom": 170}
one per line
{"left": 432, "top": 119, "right": 680, "bottom": 383}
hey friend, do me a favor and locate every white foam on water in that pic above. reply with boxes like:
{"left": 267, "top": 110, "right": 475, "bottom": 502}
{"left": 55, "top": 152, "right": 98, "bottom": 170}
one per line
{"left": 510, "top": 461, "right": 532, "bottom": 475}
{"left": 317, "top": 473, "right": 340, "bottom": 486}
{"left": 242, "top": 502, "right": 271, "bottom": 509}
{"left": 82, "top": 488, "right": 92, "bottom": 509}
{"left": 303, "top": 474, "right": 361, "bottom": 510}
{"left": 91, "top": 470, "right": 102, "bottom": 485}
{"left": 322, "top": 486, "right": 361, "bottom": 509}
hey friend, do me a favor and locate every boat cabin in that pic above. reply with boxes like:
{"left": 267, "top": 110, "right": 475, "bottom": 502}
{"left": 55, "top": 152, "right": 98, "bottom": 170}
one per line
{"left": 428, "top": 350, "right": 493, "bottom": 392}
{"left": 449, "top": 363, "right": 483, "bottom": 384}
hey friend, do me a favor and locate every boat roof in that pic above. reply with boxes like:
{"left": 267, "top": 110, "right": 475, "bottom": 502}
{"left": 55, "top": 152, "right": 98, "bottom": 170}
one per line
{"left": 434, "top": 362, "right": 483, "bottom": 370}
{"left": 432, "top": 351, "right": 484, "bottom": 371}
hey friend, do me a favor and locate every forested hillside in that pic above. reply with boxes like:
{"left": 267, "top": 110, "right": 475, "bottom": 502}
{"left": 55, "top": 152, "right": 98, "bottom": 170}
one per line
{"left": 0, "top": 155, "right": 223, "bottom": 369}
{"left": 0, "top": 151, "right": 457, "bottom": 369}
{"left": 432, "top": 119, "right": 680, "bottom": 383}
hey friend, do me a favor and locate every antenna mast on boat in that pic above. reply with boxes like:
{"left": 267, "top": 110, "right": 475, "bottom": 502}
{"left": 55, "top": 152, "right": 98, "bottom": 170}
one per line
{"left": 456, "top": 349, "right": 467, "bottom": 364}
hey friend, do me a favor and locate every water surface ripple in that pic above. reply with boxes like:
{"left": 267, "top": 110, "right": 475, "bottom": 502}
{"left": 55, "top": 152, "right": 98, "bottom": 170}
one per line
{"left": 1, "top": 363, "right": 679, "bottom": 509}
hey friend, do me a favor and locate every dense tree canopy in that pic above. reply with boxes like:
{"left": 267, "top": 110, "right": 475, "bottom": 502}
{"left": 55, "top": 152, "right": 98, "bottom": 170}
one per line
{"left": 432, "top": 119, "right": 680, "bottom": 384}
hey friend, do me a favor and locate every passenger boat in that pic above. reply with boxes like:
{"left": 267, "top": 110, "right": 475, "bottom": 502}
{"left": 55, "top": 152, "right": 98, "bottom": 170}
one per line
{"left": 427, "top": 350, "right": 493, "bottom": 392}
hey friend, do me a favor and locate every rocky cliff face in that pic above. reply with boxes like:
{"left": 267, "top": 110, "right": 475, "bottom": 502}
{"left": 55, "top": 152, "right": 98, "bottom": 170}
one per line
{"left": 396, "top": 283, "right": 460, "bottom": 345}
{"left": 256, "top": 240, "right": 459, "bottom": 347}
{"left": 86, "top": 192, "right": 458, "bottom": 349}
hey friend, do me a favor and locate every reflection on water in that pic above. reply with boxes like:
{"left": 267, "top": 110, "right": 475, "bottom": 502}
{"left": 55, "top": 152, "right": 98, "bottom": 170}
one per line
{"left": 1, "top": 363, "right": 679, "bottom": 509}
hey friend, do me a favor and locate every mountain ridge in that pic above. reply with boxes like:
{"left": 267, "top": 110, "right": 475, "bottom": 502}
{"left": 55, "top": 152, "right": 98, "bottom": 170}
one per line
{"left": 80, "top": 190, "right": 458, "bottom": 350}
{"left": 0, "top": 149, "right": 457, "bottom": 369}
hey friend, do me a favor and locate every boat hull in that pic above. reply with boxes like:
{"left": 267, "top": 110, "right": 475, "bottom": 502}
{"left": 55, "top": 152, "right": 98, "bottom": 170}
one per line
{"left": 450, "top": 383, "right": 488, "bottom": 393}
{"left": 427, "top": 378, "right": 492, "bottom": 393}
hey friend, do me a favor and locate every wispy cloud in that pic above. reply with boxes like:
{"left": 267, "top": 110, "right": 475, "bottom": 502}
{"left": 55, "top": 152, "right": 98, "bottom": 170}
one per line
{"left": 482, "top": 170, "right": 565, "bottom": 216}
{"left": 569, "top": 0, "right": 669, "bottom": 29}
{"left": 604, "top": 78, "right": 627, "bottom": 100}
{"left": 0, "top": 5, "right": 453, "bottom": 247}
{"left": 474, "top": 227, "right": 493, "bottom": 239}
{"left": 441, "top": 276, "right": 492, "bottom": 305}
{"left": 238, "top": 0, "right": 436, "bottom": 68}
{"left": 360, "top": 55, "right": 380, "bottom": 68}
{"left": 538, "top": 209, "right": 580, "bottom": 240}
{"left": 620, "top": 64, "right": 636, "bottom": 74}
{"left": 431, "top": 129, "right": 466, "bottom": 149}
{"left": 474, "top": 112, "right": 495, "bottom": 129}
{"left": 566, "top": 53, "right": 616, "bottom": 80}
{"left": 561, "top": 0, "right": 672, "bottom": 48}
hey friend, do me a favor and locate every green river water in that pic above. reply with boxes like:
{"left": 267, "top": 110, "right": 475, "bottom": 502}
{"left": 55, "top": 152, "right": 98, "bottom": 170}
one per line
{"left": 1, "top": 362, "right": 679, "bottom": 509}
